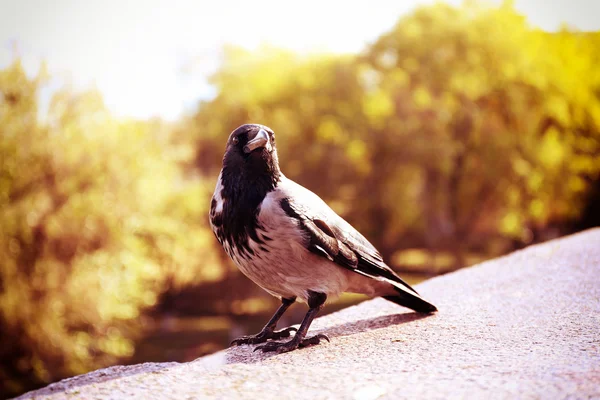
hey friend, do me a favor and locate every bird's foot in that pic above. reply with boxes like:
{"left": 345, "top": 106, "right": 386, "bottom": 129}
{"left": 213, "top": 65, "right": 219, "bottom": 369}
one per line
{"left": 254, "top": 333, "right": 329, "bottom": 353}
{"left": 231, "top": 326, "right": 297, "bottom": 346}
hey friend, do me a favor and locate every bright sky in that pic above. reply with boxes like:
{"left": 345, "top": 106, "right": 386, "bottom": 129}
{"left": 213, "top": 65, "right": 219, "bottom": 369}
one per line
{"left": 0, "top": 0, "right": 598, "bottom": 120}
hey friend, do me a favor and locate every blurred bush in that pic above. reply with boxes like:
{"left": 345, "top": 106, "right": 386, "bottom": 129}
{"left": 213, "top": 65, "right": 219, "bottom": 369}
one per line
{"left": 1, "top": 1, "right": 599, "bottom": 398}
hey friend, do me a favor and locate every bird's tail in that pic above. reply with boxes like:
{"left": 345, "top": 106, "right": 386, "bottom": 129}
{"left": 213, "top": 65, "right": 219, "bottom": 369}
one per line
{"left": 382, "top": 278, "right": 437, "bottom": 313}
{"left": 383, "top": 292, "right": 437, "bottom": 313}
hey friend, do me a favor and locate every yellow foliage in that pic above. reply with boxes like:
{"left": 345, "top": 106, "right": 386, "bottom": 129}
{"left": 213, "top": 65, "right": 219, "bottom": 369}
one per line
{"left": 500, "top": 212, "right": 523, "bottom": 237}
{"left": 0, "top": 60, "right": 226, "bottom": 395}
{"left": 412, "top": 87, "right": 432, "bottom": 108}
{"left": 539, "top": 128, "right": 566, "bottom": 169}
{"left": 317, "top": 118, "right": 344, "bottom": 144}
{"left": 363, "top": 89, "right": 394, "bottom": 122}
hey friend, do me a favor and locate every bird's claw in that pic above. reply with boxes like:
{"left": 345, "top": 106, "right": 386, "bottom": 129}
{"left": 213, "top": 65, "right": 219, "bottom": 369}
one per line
{"left": 231, "top": 327, "right": 297, "bottom": 346}
{"left": 253, "top": 333, "right": 329, "bottom": 353}
{"left": 299, "top": 333, "right": 330, "bottom": 348}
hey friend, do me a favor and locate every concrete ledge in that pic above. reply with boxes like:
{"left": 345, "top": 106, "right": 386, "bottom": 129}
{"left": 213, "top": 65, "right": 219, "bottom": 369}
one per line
{"left": 17, "top": 229, "right": 600, "bottom": 399}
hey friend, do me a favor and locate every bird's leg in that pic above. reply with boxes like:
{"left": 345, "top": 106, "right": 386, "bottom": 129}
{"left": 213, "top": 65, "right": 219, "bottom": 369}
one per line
{"left": 255, "top": 291, "right": 329, "bottom": 353}
{"left": 231, "top": 297, "right": 297, "bottom": 346}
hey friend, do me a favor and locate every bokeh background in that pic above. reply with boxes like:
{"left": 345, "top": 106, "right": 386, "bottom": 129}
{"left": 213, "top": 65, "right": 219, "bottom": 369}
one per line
{"left": 1, "top": 0, "right": 599, "bottom": 397}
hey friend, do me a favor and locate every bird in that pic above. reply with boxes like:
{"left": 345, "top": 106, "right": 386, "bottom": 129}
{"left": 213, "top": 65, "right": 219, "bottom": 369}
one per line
{"left": 209, "top": 123, "right": 437, "bottom": 353}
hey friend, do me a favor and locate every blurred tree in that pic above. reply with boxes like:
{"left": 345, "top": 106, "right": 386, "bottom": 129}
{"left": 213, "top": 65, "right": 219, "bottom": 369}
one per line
{"left": 190, "top": 2, "right": 600, "bottom": 269}
{"left": 0, "top": 60, "right": 224, "bottom": 397}
{"left": 366, "top": 2, "right": 600, "bottom": 263}
{"left": 191, "top": 46, "right": 380, "bottom": 248}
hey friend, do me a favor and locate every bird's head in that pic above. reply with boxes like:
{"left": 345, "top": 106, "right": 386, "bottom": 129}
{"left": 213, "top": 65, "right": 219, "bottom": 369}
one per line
{"left": 222, "top": 123, "right": 281, "bottom": 188}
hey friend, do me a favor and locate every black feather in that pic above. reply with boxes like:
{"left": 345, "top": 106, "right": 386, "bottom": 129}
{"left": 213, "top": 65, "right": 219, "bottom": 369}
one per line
{"left": 383, "top": 294, "right": 437, "bottom": 313}
{"left": 218, "top": 124, "right": 279, "bottom": 253}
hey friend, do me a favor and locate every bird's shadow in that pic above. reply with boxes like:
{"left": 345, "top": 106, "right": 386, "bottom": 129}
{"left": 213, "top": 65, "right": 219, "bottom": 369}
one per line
{"left": 315, "top": 311, "right": 429, "bottom": 339}
{"left": 222, "top": 311, "right": 432, "bottom": 364}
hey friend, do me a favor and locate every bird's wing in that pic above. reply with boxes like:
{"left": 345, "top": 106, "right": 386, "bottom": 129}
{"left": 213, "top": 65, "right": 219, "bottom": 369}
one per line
{"left": 277, "top": 178, "right": 420, "bottom": 297}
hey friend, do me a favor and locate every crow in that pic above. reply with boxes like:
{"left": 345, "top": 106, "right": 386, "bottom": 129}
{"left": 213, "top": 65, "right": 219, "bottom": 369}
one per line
{"left": 209, "top": 124, "right": 437, "bottom": 353}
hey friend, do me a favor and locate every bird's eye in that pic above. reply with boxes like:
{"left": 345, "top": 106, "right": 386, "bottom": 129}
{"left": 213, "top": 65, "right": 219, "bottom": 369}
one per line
{"left": 232, "top": 137, "right": 239, "bottom": 145}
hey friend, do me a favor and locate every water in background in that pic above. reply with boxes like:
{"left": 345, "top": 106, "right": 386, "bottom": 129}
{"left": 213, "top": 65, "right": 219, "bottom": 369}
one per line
{"left": 131, "top": 273, "right": 427, "bottom": 364}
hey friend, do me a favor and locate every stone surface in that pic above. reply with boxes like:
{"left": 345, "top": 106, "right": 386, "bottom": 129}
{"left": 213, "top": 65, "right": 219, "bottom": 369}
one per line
{"left": 17, "top": 229, "right": 600, "bottom": 400}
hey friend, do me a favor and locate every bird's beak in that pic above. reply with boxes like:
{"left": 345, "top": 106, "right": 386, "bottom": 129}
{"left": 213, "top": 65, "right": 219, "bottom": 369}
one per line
{"left": 244, "top": 128, "right": 272, "bottom": 154}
